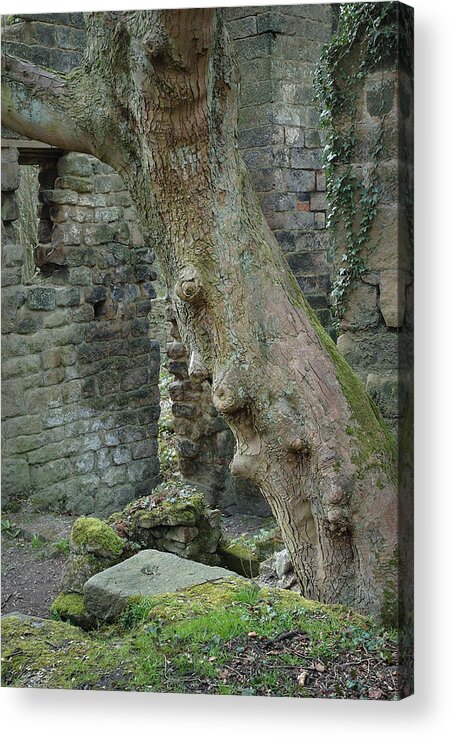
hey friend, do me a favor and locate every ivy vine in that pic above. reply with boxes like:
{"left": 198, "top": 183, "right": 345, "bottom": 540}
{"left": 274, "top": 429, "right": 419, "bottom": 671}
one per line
{"left": 314, "top": 2, "right": 413, "bottom": 325}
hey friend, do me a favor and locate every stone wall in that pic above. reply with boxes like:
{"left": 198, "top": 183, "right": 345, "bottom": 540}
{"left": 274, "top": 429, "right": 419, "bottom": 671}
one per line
{"left": 165, "top": 303, "right": 270, "bottom": 515}
{"left": 332, "top": 27, "right": 414, "bottom": 438}
{"left": 226, "top": 4, "right": 334, "bottom": 328}
{"left": 2, "top": 12, "right": 85, "bottom": 74}
{"left": 1, "top": 147, "right": 160, "bottom": 516}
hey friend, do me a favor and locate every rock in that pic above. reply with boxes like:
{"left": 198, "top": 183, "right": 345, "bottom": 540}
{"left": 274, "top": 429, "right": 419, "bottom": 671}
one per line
{"left": 83, "top": 549, "right": 237, "bottom": 622}
{"left": 50, "top": 592, "right": 95, "bottom": 630}
{"left": 274, "top": 549, "right": 293, "bottom": 578}
{"left": 108, "top": 483, "right": 223, "bottom": 562}
{"left": 62, "top": 552, "right": 113, "bottom": 594}
{"left": 70, "top": 516, "right": 125, "bottom": 559}
{"left": 258, "top": 549, "right": 298, "bottom": 592}
{"left": 165, "top": 525, "right": 199, "bottom": 543}
{"left": 217, "top": 539, "right": 261, "bottom": 578}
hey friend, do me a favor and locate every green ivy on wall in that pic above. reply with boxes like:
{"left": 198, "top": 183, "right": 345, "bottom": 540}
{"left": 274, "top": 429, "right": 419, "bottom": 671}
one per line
{"left": 314, "top": 2, "right": 413, "bottom": 324}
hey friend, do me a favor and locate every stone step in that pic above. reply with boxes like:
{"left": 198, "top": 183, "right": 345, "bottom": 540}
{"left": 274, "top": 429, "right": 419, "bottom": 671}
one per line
{"left": 83, "top": 549, "right": 239, "bottom": 622}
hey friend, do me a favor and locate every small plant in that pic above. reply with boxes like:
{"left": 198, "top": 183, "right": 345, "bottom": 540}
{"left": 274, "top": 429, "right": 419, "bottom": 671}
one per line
{"left": 52, "top": 538, "right": 70, "bottom": 557}
{"left": 1, "top": 518, "right": 21, "bottom": 539}
{"left": 31, "top": 533, "right": 45, "bottom": 549}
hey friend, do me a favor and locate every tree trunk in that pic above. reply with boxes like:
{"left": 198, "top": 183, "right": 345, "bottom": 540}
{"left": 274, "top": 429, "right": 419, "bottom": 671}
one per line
{"left": 1, "top": 9, "right": 398, "bottom": 623}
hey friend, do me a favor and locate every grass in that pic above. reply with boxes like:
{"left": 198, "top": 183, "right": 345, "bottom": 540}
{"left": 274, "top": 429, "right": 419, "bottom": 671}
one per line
{"left": 2, "top": 580, "right": 401, "bottom": 698}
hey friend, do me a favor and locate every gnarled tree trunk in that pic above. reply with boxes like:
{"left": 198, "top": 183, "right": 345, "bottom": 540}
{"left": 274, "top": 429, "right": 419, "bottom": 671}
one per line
{"left": 2, "top": 9, "right": 398, "bottom": 622}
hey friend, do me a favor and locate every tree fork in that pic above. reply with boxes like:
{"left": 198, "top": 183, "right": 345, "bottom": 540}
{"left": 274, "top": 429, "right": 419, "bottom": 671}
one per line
{"left": 1, "top": 8, "right": 399, "bottom": 622}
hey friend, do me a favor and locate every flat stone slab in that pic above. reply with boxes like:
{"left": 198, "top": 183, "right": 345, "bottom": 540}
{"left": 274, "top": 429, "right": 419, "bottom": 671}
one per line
{"left": 83, "top": 549, "right": 236, "bottom": 622}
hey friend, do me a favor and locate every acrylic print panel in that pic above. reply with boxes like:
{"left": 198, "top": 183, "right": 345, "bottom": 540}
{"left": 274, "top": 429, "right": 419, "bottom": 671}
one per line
{"left": 1, "top": 1, "right": 413, "bottom": 700}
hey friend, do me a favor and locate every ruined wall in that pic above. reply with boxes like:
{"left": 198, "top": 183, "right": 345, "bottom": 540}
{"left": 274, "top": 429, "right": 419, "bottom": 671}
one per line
{"left": 1, "top": 6, "right": 336, "bottom": 517}
{"left": 226, "top": 4, "right": 334, "bottom": 328}
{"left": 330, "top": 20, "right": 414, "bottom": 438}
{"left": 1, "top": 148, "right": 160, "bottom": 516}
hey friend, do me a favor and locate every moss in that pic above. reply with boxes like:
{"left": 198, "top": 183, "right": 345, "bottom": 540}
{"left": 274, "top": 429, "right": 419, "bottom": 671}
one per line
{"left": 50, "top": 592, "right": 96, "bottom": 630}
{"left": 131, "top": 576, "right": 249, "bottom": 623}
{"left": 2, "top": 579, "right": 393, "bottom": 694}
{"left": 71, "top": 516, "right": 124, "bottom": 558}
{"left": 286, "top": 271, "right": 397, "bottom": 482}
{"left": 62, "top": 551, "right": 113, "bottom": 594}
{"left": 217, "top": 539, "right": 261, "bottom": 578}
{"left": 1, "top": 615, "right": 91, "bottom": 689}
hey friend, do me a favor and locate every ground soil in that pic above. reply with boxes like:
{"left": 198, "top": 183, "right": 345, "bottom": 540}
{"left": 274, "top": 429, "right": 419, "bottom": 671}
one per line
{"left": 1, "top": 537, "right": 68, "bottom": 618}
{"left": 1, "top": 505, "right": 75, "bottom": 618}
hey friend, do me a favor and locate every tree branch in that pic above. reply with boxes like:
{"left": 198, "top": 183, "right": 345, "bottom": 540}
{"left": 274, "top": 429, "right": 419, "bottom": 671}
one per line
{"left": 1, "top": 54, "right": 97, "bottom": 155}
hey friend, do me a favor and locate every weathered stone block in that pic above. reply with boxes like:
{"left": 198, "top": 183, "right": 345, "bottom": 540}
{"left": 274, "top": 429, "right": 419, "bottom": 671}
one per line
{"left": 340, "top": 281, "right": 380, "bottom": 331}
{"left": 94, "top": 174, "right": 124, "bottom": 193}
{"left": 15, "top": 308, "right": 43, "bottom": 333}
{"left": 1, "top": 267, "right": 22, "bottom": 287}
{"left": 379, "top": 270, "right": 407, "bottom": 328}
{"left": 366, "top": 81, "right": 394, "bottom": 117}
{"left": 366, "top": 372, "right": 411, "bottom": 419}
{"left": 290, "top": 147, "right": 323, "bottom": 169}
{"left": 2, "top": 355, "right": 42, "bottom": 379}
{"left": 93, "top": 206, "right": 123, "bottom": 224}
{"left": 43, "top": 367, "right": 66, "bottom": 386}
{"left": 51, "top": 222, "right": 82, "bottom": 247}
{"left": 30, "top": 458, "right": 71, "bottom": 488}
{"left": 276, "top": 168, "right": 316, "bottom": 192}
{"left": 1, "top": 191, "right": 19, "bottom": 221}
{"left": 1, "top": 457, "right": 31, "bottom": 501}
{"left": 310, "top": 192, "right": 327, "bottom": 211}
{"left": 55, "top": 26, "right": 86, "bottom": 51}
{"left": 84, "top": 550, "right": 236, "bottom": 622}
{"left": 43, "top": 308, "right": 71, "bottom": 329}
{"left": 55, "top": 176, "right": 93, "bottom": 193}
{"left": 227, "top": 15, "right": 257, "bottom": 39}
{"left": 112, "top": 446, "right": 131, "bottom": 465}
{"left": 1, "top": 148, "right": 20, "bottom": 191}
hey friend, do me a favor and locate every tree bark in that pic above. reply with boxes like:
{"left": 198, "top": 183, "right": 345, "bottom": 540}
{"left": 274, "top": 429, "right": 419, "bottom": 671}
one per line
{"left": 1, "top": 9, "right": 399, "bottom": 623}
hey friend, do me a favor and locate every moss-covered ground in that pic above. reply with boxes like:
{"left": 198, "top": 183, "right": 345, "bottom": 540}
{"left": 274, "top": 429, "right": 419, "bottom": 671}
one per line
{"left": 2, "top": 578, "right": 400, "bottom": 699}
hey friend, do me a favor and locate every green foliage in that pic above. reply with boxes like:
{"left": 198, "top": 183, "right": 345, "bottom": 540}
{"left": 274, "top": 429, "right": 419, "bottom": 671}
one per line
{"left": 52, "top": 538, "right": 70, "bottom": 557}
{"left": 1, "top": 518, "right": 21, "bottom": 539}
{"left": 2, "top": 581, "right": 398, "bottom": 697}
{"left": 31, "top": 533, "right": 45, "bottom": 549}
{"left": 314, "top": 2, "right": 413, "bottom": 324}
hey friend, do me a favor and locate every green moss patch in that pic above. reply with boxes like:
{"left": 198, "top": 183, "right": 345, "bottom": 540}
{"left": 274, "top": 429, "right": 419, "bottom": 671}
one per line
{"left": 2, "top": 580, "right": 400, "bottom": 698}
{"left": 50, "top": 592, "right": 96, "bottom": 630}
{"left": 71, "top": 517, "right": 124, "bottom": 558}
{"left": 217, "top": 540, "right": 261, "bottom": 578}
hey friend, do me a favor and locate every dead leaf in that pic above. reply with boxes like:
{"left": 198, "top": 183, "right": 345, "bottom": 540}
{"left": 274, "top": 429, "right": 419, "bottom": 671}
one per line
{"left": 315, "top": 661, "right": 325, "bottom": 672}
{"left": 297, "top": 671, "right": 308, "bottom": 687}
{"left": 368, "top": 688, "right": 383, "bottom": 700}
